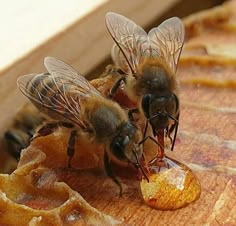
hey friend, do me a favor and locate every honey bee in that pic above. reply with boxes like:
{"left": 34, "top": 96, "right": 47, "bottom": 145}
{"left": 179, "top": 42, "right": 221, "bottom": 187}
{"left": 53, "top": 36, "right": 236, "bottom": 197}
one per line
{"left": 105, "top": 13, "right": 185, "bottom": 153}
{"left": 4, "top": 103, "right": 44, "bottom": 160}
{"left": 17, "top": 57, "right": 148, "bottom": 195}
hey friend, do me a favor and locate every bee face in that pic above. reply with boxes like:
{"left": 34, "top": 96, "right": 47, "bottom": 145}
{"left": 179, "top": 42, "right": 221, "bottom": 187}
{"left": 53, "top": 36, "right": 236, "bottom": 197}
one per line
{"left": 147, "top": 93, "right": 179, "bottom": 130}
{"left": 110, "top": 122, "right": 143, "bottom": 164}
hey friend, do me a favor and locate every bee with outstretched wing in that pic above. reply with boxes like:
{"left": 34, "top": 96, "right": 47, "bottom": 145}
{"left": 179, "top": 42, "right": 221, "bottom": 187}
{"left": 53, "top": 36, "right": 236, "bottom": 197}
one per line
{"left": 17, "top": 57, "right": 149, "bottom": 195}
{"left": 105, "top": 13, "right": 185, "bottom": 161}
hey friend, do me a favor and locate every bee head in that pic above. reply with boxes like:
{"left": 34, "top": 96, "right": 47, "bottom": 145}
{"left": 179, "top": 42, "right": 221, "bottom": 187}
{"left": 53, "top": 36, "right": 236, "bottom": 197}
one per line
{"left": 110, "top": 122, "right": 143, "bottom": 164}
{"left": 110, "top": 122, "right": 150, "bottom": 182}
{"left": 142, "top": 92, "right": 179, "bottom": 131}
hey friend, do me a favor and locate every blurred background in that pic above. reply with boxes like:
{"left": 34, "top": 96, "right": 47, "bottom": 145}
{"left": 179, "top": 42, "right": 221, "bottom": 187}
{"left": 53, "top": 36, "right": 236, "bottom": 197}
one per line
{"left": 0, "top": 0, "right": 225, "bottom": 74}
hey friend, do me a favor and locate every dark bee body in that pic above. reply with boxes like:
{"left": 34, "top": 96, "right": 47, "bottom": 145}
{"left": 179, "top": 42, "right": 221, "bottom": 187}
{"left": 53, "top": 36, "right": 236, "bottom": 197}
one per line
{"left": 135, "top": 59, "right": 179, "bottom": 131}
{"left": 134, "top": 60, "right": 176, "bottom": 97}
{"left": 105, "top": 13, "right": 185, "bottom": 150}
{"left": 17, "top": 57, "right": 147, "bottom": 195}
{"left": 25, "top": 72, "right": 140, "bottom": 158}
{"left": 86, "top": 98, "right": 126, "bottom": 141}
{"left": 4, "top": 103, "right": 44, "bottom": 160}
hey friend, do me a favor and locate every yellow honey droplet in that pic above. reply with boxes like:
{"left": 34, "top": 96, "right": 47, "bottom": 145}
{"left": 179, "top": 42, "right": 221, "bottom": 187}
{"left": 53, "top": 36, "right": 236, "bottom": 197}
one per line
{"left": 140, "top": 157, "right": 201, "bottom": 210}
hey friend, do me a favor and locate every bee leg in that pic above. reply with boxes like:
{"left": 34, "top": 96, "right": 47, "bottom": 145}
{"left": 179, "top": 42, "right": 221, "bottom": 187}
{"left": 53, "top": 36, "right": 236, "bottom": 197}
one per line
{"left": 166, "top": 127, "right": 173, "bottom": 146}
{"left": 32, "top": 122, "right": 60, "bottom": 141}
{"left": 128, "top": 108, "right": 139, "bottom": 121}
{"left": 67, "top": 130, "right": 77, "bottom": 168}
{"left": 139, "top": 136, "right": 164, "bottom": 151}
{"left": 108, "top": 77, "right": 126, "bottom": 99}
{"left": 138, "top": 119, "right": 149, "bottom": 163}
{"left": 32, "top": 122, "right": 74, "bottom": 141}
{"left": 104, "top": 151, "right": 122, "bottom": 197}
{"left": 141, "top": 94, "right": 151, "bottom": 119}
{"left": 168, "top": 113, "right": 179, "bottom": 151}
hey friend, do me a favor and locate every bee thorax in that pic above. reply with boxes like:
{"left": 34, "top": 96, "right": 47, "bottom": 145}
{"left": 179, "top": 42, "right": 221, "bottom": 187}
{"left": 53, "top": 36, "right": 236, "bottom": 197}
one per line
{"left": 136, "top": 65, "right": 176, "bottom": 96}
{"left": 89, "top": 104, "right": 125, "bottom": 142}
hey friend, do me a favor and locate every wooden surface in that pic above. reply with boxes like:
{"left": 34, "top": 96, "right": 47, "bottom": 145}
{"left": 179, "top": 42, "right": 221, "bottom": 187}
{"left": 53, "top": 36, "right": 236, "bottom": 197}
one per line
{"left": 83, "top": 2, "right": 236, "bottom": 224}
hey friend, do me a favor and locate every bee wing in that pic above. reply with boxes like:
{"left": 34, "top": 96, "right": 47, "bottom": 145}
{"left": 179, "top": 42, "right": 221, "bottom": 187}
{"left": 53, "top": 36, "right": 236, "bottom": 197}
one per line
{"left": 17, "top": 58, "right": 101, "bottom": 128}
{"left": 110, "top": 44, "right": 131, "bottom": 74}
{"left": 44, "top": 57, "right": 101, "bottom": 97}
{"left": 148, "top": 17, "right": 185, "bottom": 73}
{"left": 106, "top": 12, "right": 148, "bottom": 74}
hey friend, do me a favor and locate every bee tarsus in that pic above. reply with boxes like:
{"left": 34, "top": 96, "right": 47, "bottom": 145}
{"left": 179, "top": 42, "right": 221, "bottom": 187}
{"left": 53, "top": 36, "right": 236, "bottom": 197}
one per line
{"left": 132, "top": 150, "right": 149, "bottom": 182}
{"left": 168, "top": 113, "right": 179, "bottom": 151}
{"left": 104, "top": 151, "right": 123, "bottom": 196}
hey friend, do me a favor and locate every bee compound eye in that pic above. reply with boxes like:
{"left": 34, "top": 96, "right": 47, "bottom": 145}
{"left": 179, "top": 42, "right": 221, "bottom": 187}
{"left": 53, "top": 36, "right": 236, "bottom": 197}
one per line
{"left": 122, "top": 136, "right": 129, "bottom": 146}
{"left": 110, "top": 140, "right": 126, "bottom": 161}
{"left": 141, "top": 94, "right": 151, "bottom": 118}
{"left": 112, "top": 141, "right": 122, "bottom": 151}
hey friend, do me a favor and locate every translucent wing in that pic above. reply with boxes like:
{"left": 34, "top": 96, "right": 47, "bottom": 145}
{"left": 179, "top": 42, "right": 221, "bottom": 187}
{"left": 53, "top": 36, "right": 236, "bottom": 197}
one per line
{"left": 44, "top": 57, "right": 101, "bottom": 97}
{"left": 106, "top": 12, "right": 148, "bottom": 74}
{"left": 148, "top": 17, "right": 185, "bottom": 73}
{"left": 17, "top": 57, "right": 102, "bottom": 128}
{"left": 110, "top": 44, "right": 131, "bottom": 74}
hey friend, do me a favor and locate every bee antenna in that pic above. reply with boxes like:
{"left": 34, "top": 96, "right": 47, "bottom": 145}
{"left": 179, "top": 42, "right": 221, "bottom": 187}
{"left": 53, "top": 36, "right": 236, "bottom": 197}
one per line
{"left": 166, "top": 114, "right": 179, "bottom": 151}
{"left": 149, "top": 112, "right": 179, "bottom": 124}
{"left": 138, "top": 136, "right": 164, "bottom": 151}
{"left": 148, "top": 111, "right": 161, "bottom": 121}
{"left": 132, "top": 150, "right": 149, "bottom": 182}
{"left": 166, "top": 114, "right": 179, "bottom": 123}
